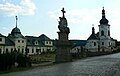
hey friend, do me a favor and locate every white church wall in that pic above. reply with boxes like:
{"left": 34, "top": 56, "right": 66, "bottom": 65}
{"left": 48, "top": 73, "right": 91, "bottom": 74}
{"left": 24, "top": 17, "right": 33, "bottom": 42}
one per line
{"left": 85, "top": 40, "right": 99, "bottom": 52}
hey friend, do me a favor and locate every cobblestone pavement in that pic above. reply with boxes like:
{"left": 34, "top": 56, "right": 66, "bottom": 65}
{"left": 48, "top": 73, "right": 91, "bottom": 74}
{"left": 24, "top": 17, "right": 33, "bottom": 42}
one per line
{"left": 1, "top": 53, "right": 120, "bottom": 76}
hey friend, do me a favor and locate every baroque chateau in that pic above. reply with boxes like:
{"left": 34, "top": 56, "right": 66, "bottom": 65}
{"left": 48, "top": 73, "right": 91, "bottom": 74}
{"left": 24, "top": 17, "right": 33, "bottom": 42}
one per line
{"left": 0, "top": 16, "right": 54, "bottom": 54}
{"left": 0, "top": 7, "right": 117, "bottom": 55}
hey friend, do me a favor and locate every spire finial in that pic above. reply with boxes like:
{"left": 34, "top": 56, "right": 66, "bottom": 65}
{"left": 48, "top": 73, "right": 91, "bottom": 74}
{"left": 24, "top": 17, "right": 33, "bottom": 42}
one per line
{"left": 92, "top": 24, "right": 94, "bottom": 27}
{"left": 102, "top": 7, "right": 105, "bottom": 18}
{"left": 61, "top": 8, "right": 66, "bottom": 18}
{"left": 103, "top": 6, "right": 104, "bottom": 9}
{"left": 92, "top": 24, "right": 95, "bottom": 34}
{"left": 15, "top": 16, "right": 18, "bottom": 28}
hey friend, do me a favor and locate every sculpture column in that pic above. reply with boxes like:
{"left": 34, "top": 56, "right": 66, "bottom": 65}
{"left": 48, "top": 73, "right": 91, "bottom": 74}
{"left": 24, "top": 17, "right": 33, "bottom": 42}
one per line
{"left": 55, "top": 8, "right": 72, "bottom": 63}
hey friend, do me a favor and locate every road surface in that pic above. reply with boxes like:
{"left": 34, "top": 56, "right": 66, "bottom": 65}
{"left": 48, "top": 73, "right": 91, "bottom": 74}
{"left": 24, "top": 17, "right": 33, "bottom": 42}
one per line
{"left": 1, "top": 53, "right": 120, "bottom": 76}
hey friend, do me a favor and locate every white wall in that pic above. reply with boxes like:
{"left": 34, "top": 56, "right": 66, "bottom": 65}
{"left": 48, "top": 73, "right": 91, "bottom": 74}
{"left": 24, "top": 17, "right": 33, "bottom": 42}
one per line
{"left": 0, "top": 37, "right": 5, "bottom": 44}
{"left": 99, "top": 24, "right": 110, "bottom": 39}
{"left": 15, "top": 38, "right": 26, "bottom": 53}
{"left": 45, "top": 41, "right": 53, "bottom": 46}
{"left": 4, "top": 46, "right": 15, "bottom": 53}
{"left": 86, "top": 40, "right": 99, "bottom": 52}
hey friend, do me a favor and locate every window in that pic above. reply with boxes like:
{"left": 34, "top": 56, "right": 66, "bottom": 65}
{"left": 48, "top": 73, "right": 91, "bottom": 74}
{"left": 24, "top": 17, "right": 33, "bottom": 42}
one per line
{"left": 22, "top": 48, "right": 24, "bottom": 53}
{"left": 0, "top": 48, "right": 1, "bottom": 54}
{"left": 6, "top": 48, "right": 8, "bottom": 53}
{"left": 18, "top": 48, "right": 20, "bottom": 52}
{"left": 18, "top": 40, "right": 20, "bottom": 43}
{"left": 22, "top": 40, "right": 24, "bottom": 43}
{"left": 46, "top": 41, "right": 48, "bottom": 44}
{"left": 0, "top": 38, "right": 2, "bottom": 41}
{"left": 102, "top": 42, "right": 104, "bottom": 45}
{"left": 36, "top": 49, "right": 39, "bottom": 54}
{"left": 101, "top": 30, "right": 104, "bottom": 36}
{"left": 94, "top": 42, "right": 96, "bottom": 46}
{"left": 27, "top": 40, "right": 30, "bottom": 42}
{"left": 35, "top": 41, "right": 38, "bottom": 45}
{"left": 74, "top": 48, "right": 76, "bottom": 50}
{"left": 32, "top": 49, "right": 34, "bottom": 53}
{"left": 108, "top": 30, "right": 110, "bottom": 36}
{"left": 109, "top": 42, "right": 110, "bottom": 46}
{"left": 43, "top": 48, "right": 44, "bottom": 51}
{"left": 49, "top": 42, "right": 51, "bottom": 44}
{"left": 11, "top": 48, "right": 13, "bottom": 52}
{"left": 39, "top": 49, "right": 41, "bottom": 53}
{"left": 36, "top": 42, "right": 37, "bottom": 44}
{"left": 27, "top": 48, "right": 29, "bottom": 53}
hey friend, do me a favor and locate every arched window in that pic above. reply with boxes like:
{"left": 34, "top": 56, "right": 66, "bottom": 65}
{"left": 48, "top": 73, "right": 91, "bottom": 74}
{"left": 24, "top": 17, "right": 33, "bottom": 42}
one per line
{"left": 22, "top": 48, "right": 24, "bottom": 53}
{"left": 108, "top": 30, "right": 110, "bottom": 36}
{"left": 101, "top": 30, "right": 104, "bottom": 36}
{"left": 32, "top": 49, "right": 34, "bottom": 53}
{"left": 94, "top": 42, "right": 96, "bottom": 46}
{"left": 6, "top": 48, "right": 8, "bottom": 53}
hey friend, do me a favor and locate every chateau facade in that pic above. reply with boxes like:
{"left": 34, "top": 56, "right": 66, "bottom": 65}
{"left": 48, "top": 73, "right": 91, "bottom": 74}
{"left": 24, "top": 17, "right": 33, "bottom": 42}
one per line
{"left": 0, "top": 16, "right": 54, "bottom": 55}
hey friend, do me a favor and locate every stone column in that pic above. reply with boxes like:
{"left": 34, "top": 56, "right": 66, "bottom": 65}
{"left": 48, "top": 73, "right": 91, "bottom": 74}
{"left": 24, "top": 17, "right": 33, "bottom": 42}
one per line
{"left": 55, "top": 8, "right": 72, "bottom": 63}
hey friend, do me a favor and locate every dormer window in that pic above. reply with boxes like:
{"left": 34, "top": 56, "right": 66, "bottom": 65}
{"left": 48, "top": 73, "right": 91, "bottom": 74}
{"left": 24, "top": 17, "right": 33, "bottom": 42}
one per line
{"left": 49, "top": 42, "right": 51, "bottom": 44}
{"left": 35, "top": 41, "right": 38, "bottom": 45}
{"left": 46, "top": 41, "right": 48, "bottom": 44}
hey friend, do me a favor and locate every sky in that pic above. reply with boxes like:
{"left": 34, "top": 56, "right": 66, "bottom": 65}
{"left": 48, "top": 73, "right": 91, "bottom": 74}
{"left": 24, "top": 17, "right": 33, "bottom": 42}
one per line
{"left": 0, "top": 0, "right": 120, "bottom": 41}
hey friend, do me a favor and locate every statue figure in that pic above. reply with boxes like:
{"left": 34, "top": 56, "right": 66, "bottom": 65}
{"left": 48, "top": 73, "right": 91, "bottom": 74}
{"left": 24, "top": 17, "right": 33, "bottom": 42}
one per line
{"left": 58, "top": 8, "right": 70, "bottom": 33}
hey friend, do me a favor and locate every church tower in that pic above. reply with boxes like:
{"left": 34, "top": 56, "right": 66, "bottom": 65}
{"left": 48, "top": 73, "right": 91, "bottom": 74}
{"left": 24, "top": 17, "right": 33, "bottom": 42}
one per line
{"left": 98, "top": 7, "right": 111, "bottom": 51}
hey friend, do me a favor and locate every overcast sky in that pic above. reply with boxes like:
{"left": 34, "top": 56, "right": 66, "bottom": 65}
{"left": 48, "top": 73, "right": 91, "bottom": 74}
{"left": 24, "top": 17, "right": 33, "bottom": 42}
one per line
{"left": 0, "top": 0, "right": 120, "bottom": 41}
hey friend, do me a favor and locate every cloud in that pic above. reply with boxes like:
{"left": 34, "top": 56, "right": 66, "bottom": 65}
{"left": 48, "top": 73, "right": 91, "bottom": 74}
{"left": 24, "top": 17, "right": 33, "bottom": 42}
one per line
{"left": 48, "top": 8, "right": 101, "bottom": 25}
{"left": 48, "top": 7, "right": 120, "bottom": 40}
{"left": 0, "top": 0, "right": 36, "bottom": 16}
{"left": 2, "top": 27, "right": 9, "bottom": 30}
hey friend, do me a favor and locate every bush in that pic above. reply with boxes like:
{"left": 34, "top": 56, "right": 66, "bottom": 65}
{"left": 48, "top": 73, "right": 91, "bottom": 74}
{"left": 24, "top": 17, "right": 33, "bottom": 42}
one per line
{"left": 0, "top": 53, "right": 15, "bottom": 71}
{"left": 0, "top": 52, "right": 31, "bottom": 71}
{"left": 16, "top": 54, "right": 31, "bottom": 68}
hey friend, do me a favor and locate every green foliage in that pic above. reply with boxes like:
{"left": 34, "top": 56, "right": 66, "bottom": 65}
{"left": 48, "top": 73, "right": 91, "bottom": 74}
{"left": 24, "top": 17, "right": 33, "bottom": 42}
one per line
{"left": 0, "top": 52, "right": 15, "bottom": 70}
{"left": 16, "top": 54, "right": 31, "bottom": 67}
{"left": 0, "top": 52, "right": 31, "bottom": 71}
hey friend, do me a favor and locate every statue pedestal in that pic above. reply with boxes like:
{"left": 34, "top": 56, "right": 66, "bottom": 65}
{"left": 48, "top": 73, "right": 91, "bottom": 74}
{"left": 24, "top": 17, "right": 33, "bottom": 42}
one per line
{"left": 55, "top": 32, "right": 72, "bottom": 63}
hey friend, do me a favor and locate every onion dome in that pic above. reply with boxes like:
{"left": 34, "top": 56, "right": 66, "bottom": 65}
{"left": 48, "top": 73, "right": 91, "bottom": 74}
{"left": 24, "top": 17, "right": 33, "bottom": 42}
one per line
{"left": 11, "top": 27, "right": 21, "bottom": 34}
{"left": 99, "top": 7, "right": 109, "bottom": 24}
{"left": 8, "top": 16, "right": 24, "bottom": 38}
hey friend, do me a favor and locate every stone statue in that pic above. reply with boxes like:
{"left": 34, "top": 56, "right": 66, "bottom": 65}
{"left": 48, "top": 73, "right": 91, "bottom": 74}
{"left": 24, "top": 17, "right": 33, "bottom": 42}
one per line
{"left": 56, "top": 8, "right": 71, "bottom": 63}
{"left": 58, "top": 8, "right": 70, "bottom": 33}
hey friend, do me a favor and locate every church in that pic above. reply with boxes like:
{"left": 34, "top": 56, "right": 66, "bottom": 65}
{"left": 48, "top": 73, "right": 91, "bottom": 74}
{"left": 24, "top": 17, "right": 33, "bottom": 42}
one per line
{"left": 85, "top": 7, "right": 116, "bottom": 52}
